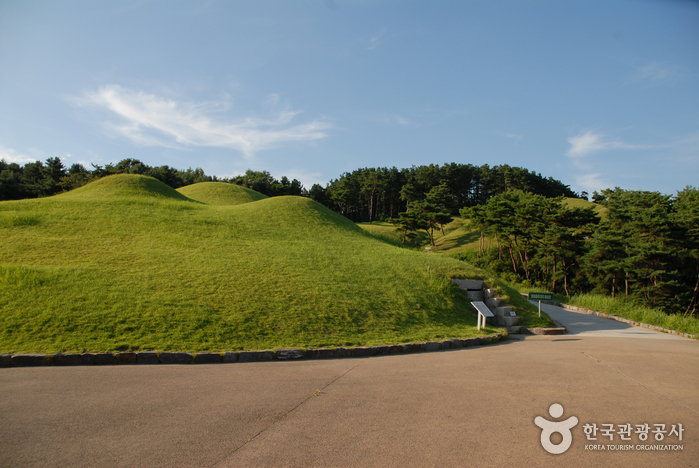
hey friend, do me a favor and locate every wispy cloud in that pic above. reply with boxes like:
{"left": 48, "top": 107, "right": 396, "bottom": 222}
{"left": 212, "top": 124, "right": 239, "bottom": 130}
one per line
{"left": 502, "top": 132, "right": 523, "bottom": 143}
{"left": 633, "top": 61, "right": 681, "bottom": 83}
{"left": 79, "top": 85, "right": 330, "bottom": 159}
{"left": 566, "top": 130, "right": 650, "bottom": 158}
{"left": 367, "top": 28, "right": 386, "bottom": 50}
{"left": 371, "top": 106, "right": 469, "bottom": 128}
{"left": 375, "top": 114, "right": 412, "bottom": 126}
{"left": 0, "top": 146, "right": 38, "bottom": 165}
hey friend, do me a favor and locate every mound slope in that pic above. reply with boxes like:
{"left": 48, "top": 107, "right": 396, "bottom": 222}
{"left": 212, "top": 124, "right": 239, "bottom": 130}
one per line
{"left": 177, "top": 182, "right": 267, "bottom": 206}
{"left": 0, "top": 185, "right": 488, "bottom": 353}
{"left": 58, "top": 174, "right": 193, "bottom": 202}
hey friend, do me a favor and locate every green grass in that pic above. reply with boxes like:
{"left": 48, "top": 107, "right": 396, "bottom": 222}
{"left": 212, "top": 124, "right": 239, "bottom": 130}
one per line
{"left": 564, "top": 197, "right": 607, "bottom": 218}
{"left": 0, "top": 174, "right": 500, "bottom": 354}
{"left": 356, "top": 221, "right": 429, "bottom": 248}
{"left": 433, "top": 217, "right": 482, "bottom": 254}
{"left": 565, "top": 294, "right": 699, "bottom": 336}
{"left": 357, "top": 217, "right": 481, "bottom": 253}
{"left": 177, "top": 181, "right": 268, "bottom": 206}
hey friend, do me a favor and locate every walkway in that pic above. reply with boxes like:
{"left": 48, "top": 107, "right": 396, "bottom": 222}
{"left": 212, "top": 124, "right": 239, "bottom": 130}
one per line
{"left": 532, "top": 300, "right": 687, "bottom": 339}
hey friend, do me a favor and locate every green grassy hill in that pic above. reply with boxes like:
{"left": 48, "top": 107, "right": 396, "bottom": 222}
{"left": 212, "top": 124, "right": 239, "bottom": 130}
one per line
{"left": 0, "top": 174, "right": 499, "bottom": 354}
{"left": 57, "top": 173, "right": 194, "bottom": 202}
{"left": 177, "top": 181, "right": 268, "bottom": 206}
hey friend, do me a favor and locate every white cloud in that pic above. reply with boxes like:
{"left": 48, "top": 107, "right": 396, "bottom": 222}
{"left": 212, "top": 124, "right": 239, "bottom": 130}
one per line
{"left": 566, "top": 130, "right": 648, "bottom": 158}
{"left": 573, "top": 173, "right": 609, "bottom": 195}
{"left": 0, "top": 146, "right": 37, "bottom": 165}
{"left": 80, "top": 85, "right": 330, "bottom": 159}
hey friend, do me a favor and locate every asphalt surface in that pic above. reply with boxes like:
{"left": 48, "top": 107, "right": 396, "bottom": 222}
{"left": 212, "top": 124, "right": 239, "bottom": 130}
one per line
{"left": 535, "top": 301, "right": 689, "bottom": 339}
{"left": 1, "top": 304, "right": 697, "bottom": 468}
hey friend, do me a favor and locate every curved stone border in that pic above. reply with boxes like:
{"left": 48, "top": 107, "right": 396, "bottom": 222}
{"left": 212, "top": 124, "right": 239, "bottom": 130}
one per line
{"left": 510, "top": 325, "right": 567, "bottom": 336}
{"left": 550, "top": 302, "right": 699, "bottom": 340}
{"left": 0, "top": 332, "right": 507, "bottom": 368}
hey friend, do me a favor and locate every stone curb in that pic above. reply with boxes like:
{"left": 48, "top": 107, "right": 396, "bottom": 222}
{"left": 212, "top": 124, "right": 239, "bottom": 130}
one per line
{"left": 10, "top": 354, "right": 48, "bottom": 367}
{"left": 509, "top": 319, "right": 567, "bottom": 336}
{"left": 136, "top": 352, "right": 159, "bottom": 365}
{"left": 0, "top": 333, "right": 507, "bottom": 368}
{"left": 517, "top": 326, "right": 567, "bottom": 335}
{"left": 159, "top": 352, "right": 193, "bottom": 364}
{"left": 550, "top": 302, "right": 699, "bottom": 340}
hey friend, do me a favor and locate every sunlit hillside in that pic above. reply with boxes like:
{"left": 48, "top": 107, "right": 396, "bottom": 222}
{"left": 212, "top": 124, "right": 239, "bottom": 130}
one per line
{"left": 0, "top": 175, "right": 501, "bottom": 354}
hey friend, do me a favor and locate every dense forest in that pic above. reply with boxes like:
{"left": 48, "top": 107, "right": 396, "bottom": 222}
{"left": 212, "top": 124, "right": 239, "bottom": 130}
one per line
{"left": 308, "top": 163, "right": 578, "bottom": 222}
{"left": 461, "top": 187, "right": 699, "bottom": 317}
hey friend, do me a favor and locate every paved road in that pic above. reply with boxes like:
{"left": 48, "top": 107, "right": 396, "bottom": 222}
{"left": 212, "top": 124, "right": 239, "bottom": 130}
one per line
{"left": 1, "top": 306, "right": 697, "bottom": 467}
{"left": 534, "top": 301, "right": 687, "bottom": 339}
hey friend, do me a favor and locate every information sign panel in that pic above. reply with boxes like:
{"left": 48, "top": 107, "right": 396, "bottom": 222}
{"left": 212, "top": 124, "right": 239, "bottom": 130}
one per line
{"left": 528, "top": 292, "right": 553, "bottom": 301}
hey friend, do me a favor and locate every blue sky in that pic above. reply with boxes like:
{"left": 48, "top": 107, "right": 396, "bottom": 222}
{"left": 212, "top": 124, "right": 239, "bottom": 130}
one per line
{"left": 1, "top": 0, "right": 697, "bottom": 196}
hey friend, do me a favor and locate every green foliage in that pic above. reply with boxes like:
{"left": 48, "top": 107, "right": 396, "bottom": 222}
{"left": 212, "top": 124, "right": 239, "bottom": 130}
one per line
{"left": 0, "top": 174, "right": 495, "bottom": 354}
{"left": 228, "top": 170, "right": 304, "bottom": 197}
{"left": 461, "top": 190, "right": 599, "bottom": 296}
{"left": 672, "top": 186, "right": 699, "bottom": 316}
{"left": 583, "top": 188, "right": 692, "bottom": 313}
{"left": 388, "top": 182, "right": 454, "bottom": 246}
{"left": 459, "top": 186, "right": 699, "bottom": 317}
{"left": 326, "top": 163, "right": 578, "bottom": 222}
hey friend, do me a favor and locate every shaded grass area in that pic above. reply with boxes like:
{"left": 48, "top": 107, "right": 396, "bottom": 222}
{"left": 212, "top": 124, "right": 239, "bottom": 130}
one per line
{"left": 357, "top": 217, "right": 480, "bottom": 253}
{"left": 0, "top": 175, "right": 499, "bottom": 354}
{"left": 433, "top": 217, "right": 481, "bottom": 254}
{"left": 565, "top": 294, "right": 699, "bottom": 336}
{"left": 356, "top": 221, "right": 428, "bottom": 248}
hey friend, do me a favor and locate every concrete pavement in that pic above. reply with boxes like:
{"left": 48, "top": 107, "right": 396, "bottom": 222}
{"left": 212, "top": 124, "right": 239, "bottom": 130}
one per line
{"left": 534, "top": 300, "right": 688, "bottom": 339}
{"left": 1, "top": 305, "right": 697, "bottom": 467}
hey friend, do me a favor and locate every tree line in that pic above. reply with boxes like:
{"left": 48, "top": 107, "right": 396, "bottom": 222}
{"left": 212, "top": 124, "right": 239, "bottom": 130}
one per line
{"left": 2, "top": 158, "right": 578, "bottom": 211}
{"left": 461, "top": 187, "right": 699, "bottom": 317}
{"left": 0, "top": 158, "right": 305, "bottom": 200}
{"left": 307, "top": 163, "right": 579, "bottom": 222}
